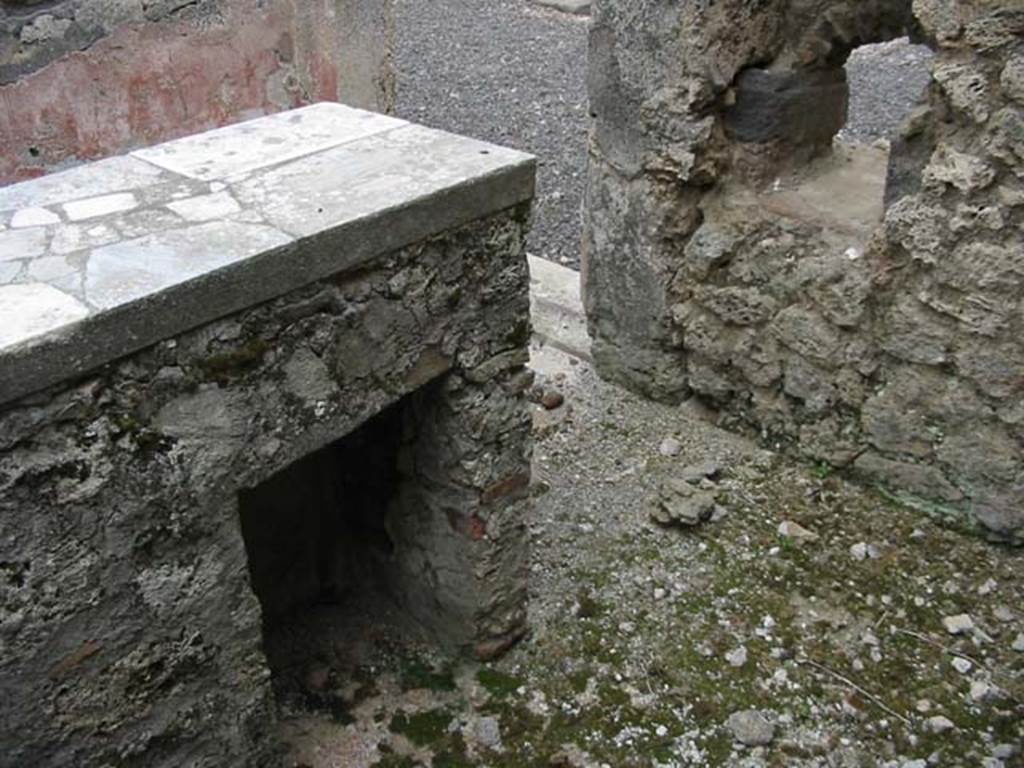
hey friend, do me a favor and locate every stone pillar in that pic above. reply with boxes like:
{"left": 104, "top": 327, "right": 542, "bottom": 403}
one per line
{"left": 388, "top": 366, "right": 532, "bottom": 658}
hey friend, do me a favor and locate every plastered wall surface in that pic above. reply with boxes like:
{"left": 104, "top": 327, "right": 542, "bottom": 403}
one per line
{"left": 0, "top": 0, "right": 394, "bottom": 183}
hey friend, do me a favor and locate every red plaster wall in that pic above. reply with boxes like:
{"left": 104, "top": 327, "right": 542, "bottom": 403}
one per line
{"left": 0, "top": 0, "right": 393, "bottom": 184}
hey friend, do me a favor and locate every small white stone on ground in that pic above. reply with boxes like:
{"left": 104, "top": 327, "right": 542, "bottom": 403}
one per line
{"left": 993, "top": 744, "right": 1019, "bottom": 760}
{"left": 951, "top": 657, "right": 973, "bottom": 674}
{"left": 942, "top": 614, "right": 975, "bottom": 635}
{"left": 778, "top": 520, "right": 819, "bottom": 542}
{"left": 993, "top": 605, "right": 1014, "bottom": 623}
{"left": 977, "top": 578, "right": 997, "bottom": 595}
{"left": 1012, "top": 633, "right": 1024, "bottom": 652}
{"left": 725, "top": 646, "right": 748, "bottom": 667}
{"left": 924, "top": 715, "right": 955, "bottom": 734}
{"left": 467, "top": 715, "right": 503, "bottom": 749}
{"left": 658, "top": 436, "right": 682, "bottom": 456}
{"left": 850, "top": 541, "right": 869, "bottom": 560}
{"left": 969, "top": 680, "right": 996, "bottom": 702}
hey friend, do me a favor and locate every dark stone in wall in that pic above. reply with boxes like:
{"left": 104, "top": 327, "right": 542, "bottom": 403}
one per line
{"left": 724, "top": 67, "right": 849, "bottom": 148}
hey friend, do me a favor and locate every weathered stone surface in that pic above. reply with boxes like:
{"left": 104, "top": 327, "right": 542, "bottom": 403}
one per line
{"left": 584, "top": 0, "right": 1024, "bottom": 541}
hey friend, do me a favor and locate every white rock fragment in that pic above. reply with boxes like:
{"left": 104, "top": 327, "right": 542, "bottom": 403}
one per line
{"left": 992, "top": 605, "right": 1014, "bottom": 623}
{"left": 850, "top": 542, "right": 869, "bottom": 561}
{"left": 64, "top": 192, "right": 139, "bottom": 221}
{"left": 467, "top": 715, "right": 503, "bottom": 749}
{"left": 924, "top": 715, "right": 955, "bottom": 734}
{"left": 993, "top": 743, "right": 1019, "bottom": 761}
{"left": 969, "top": 680, "right": 997, "bottom": 703}
{"left": 725, "top": 646, "right": 748, "bottom": 667}
{"left": 1011, "top": 633, "right": 1024, "bottom": 653}
{"left": 11, "top": 207, "right": 60, "bottom": 228}
{"left": 977, "top": 578, "right": 998, "bottom": 596}
{"left": 942, "top": 614, "right": 975, "bottom": 636}
{"left": 951, "top": 657, "right": 972, "bottom": 674}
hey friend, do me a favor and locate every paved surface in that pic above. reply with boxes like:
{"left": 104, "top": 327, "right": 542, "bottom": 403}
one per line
{"left": 395, "top": 1, "right": 932, "bottom": 269}
{"left": 0, "top": 103, "right": 534, "bottom": 404}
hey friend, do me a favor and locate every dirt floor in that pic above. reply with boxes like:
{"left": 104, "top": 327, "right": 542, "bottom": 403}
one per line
{"left": 274, "top": 341, "right": 1024, "bottom": 768}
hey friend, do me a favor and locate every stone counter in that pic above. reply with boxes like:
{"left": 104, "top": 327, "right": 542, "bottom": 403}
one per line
{"left": 0, "top": 103, "right": 536, "bottom": 766}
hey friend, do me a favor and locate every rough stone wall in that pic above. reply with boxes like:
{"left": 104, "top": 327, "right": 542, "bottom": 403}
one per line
{"left": 0, "top": 0, "right": 395, "bottom": 183}
{"left": 0, "top": 206, "right": 532, "bottom": 766}
{"left": 584, "top": 0, "right": 1024, "bottom": 542}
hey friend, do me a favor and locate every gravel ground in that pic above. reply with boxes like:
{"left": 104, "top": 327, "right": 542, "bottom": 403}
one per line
{"left": 394, "top": 0, "right": 588, "bottom": 268}
{"left": 276, "top": 343, "right": 1024, "bottom": 767}
{"left": 395, "top": 2, "right": 933, "bottom": 270}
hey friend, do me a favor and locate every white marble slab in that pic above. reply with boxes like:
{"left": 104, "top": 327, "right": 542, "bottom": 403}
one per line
{"left": 0, "top": 156, "right": 164, "bottom": 212}
{"left": 64, "top": 191, "right": 139, "bottom": 221}
{"left": 84, "top": 221, "right": 293, "bottom": 310}
{"left": 232, "top": 123, "right": 535, "bottom": 238}
{"left": 133, "top": 103, "right": 407, "bottom": 181}
{"left": 0, "top": 283, "right": 89, "bottom": 348}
